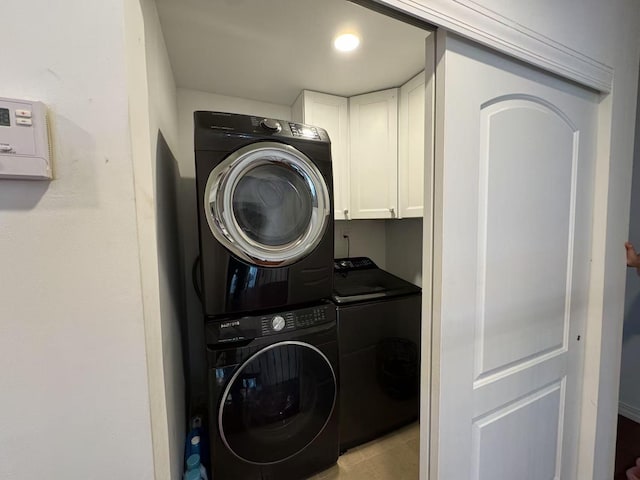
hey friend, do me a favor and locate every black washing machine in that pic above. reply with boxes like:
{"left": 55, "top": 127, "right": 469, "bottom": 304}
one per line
{"left": 333, "top": 257, "right": 422, "bottom": 451}
{"left": 194, "top": 111, "right": 334, "bottom": 318}
{"left": 205, "top": 302, "right": 339, "bottom": 479}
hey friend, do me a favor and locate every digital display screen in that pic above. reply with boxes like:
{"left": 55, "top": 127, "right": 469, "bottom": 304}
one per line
{"left": 289, "top": 122, "right": 321, "bottom": 140}
{"left": 0, "top": 108, "right": 9, "bottom": 127}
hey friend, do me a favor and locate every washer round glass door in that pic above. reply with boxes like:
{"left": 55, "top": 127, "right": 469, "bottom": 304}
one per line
{"left": 204, "top": 142, "right": 331, "bottom": 267}
{"left": 218, "top": 341, "right": 337, "bottom": 465}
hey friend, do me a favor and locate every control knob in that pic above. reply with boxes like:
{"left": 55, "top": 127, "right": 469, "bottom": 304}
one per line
{"left": 260, "top": 118, "right": 282, "bottom": 133}
{"left": 271, "top": 315, "right": 286, "bottom": 332}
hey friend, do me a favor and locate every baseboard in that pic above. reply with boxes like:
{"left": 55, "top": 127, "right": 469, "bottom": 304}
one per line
{"left": 619, "top": 401, "right": 640, "bottom": 423}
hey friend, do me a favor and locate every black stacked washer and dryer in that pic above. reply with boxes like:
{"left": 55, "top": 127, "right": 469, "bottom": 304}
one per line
{"left": 194, "top": 111, "right": 339, "bottom": 480}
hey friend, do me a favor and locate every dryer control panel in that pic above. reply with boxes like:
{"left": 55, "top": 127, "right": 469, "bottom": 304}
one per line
{"left": 194, "top": 111, "right": 330, "bottom": 148}
{"left": 288, "top": 122, "right": 321, "bottom": 140}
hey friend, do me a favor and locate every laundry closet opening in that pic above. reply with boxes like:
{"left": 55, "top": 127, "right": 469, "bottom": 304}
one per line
{"left": 148, "top": 0, "right": 436, "bottom": 478}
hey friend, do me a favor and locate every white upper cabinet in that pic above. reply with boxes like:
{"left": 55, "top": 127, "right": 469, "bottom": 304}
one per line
{"left": 349, "top": 88, "right": 399, "bottom": 220}
{"left": 292, "top": 91, "right": 349, "bottom": 220}
{"left": 398, "top": 71, "right": 426, "bottom": 218}
{"left": 293, "top": 81, "right": 427, "bottom": 221}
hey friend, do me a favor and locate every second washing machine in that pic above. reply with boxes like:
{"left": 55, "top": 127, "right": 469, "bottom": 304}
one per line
{"left": 333, "top": 257, "right": 422, "bottom": 450}
{"left": 194, "top": 111, "right": 334, "bottom": 318}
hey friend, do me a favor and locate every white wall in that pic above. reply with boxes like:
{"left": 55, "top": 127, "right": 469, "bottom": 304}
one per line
{"left": 176, "top": 88, "right": 293, "bottom": 411}
{"left": 0, "top": 2, "right": 154, "bottom": 479}
{"left": 334, "top": 218, "right": 424, "bottom": 286}
{"left": 134, "top": 0, "right": 185, "bottom": 478}
{"left": 385, "top": 218, "right": 423, "bottom": 286}
{"left": 334, "top": 219, "right": 423, "bottom": 285}
{"left": 334, "top": 220, "right": 388, "bottom": 267}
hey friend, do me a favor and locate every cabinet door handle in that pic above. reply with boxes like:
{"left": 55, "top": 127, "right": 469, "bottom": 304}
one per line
{"left": 344, "top": 208, "right": 349, "bottom": 219}
{"left": 389, "top": 207, "right": 395, "bottom": 217}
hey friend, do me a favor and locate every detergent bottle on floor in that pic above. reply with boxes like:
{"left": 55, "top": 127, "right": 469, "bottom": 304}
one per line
{"left": 185, "top": 416, "right": 208, "bottom": 466}
{"left": 184, "top": 454, "right": 208, "bottom": 480}
{"left": 184, "top": 470, "right": 200, "bottom": 480}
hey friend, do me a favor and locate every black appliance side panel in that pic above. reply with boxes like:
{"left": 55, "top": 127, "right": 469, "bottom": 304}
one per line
{"left": 337, "top": 294, "right": 422, "bottom": 450}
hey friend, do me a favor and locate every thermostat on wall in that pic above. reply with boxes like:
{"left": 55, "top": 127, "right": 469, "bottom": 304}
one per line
{"left": 0, "top": 97, "right": 52, "bottom": 180}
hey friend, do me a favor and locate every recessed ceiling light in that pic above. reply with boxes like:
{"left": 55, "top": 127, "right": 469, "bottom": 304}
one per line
{"left": 334, "top": 33, "right": 360, "bottom": 52}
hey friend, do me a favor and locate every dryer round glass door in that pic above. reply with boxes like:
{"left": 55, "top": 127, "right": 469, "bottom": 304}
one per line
{"left": 204, "top": 141, "right": 331, "bottom": 267}
{"left": 218, "top": 341, "right": 337, "bottom": 465}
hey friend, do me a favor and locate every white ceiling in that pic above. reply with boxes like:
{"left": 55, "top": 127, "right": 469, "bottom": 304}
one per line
{"left": 155, "top": 0, "right": 431, "bottom": 106}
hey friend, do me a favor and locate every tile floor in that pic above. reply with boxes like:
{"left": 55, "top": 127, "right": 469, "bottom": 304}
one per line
{"left": 308, "top": 423, "right": 420, "bottom": 480}
{"left": 304, "top": 415, "right": 638, "bottom": 479}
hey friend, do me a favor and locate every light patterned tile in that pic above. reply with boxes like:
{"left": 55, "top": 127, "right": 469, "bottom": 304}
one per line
{"left": 402, "top": 423, "right": 421, "bottom": 442}
{"left": 311, "top": 464, "right": 342, "bottom": 479}
{"left": 368, "top": 445, "right": 417, "bottom": 479}
{"left": 337, "top": 446, "right": 368, "bottom": 470}
{"left": 353, "top": 431, "right": 406, "bottom": 459}
{"left": 406, "top": 437, "right": 420, "bottom": 454}
{"left": 343, "top": 463, "right": 380, "bottom": 480}
{"left": 390, "top": 423, "right": 420, "bottom": 444}
{"left": 311, "top": 422, "right": 421, "bottom": 480}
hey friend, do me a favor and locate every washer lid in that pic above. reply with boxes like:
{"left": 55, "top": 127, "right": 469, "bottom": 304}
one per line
{"left": 332, "top": 257, "right": 421, "bottom": 304}
{"left": 204, "top": 142, "right": 330, "bottom": 267}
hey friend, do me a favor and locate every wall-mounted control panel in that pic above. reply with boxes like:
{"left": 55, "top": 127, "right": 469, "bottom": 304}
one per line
{"left": 0, "top": 97, "right": 52, "bottom": 180}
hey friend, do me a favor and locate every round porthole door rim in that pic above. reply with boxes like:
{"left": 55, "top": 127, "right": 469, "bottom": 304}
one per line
{"left": 217, "top": 340, "right": 337, "bottom": 465}
{"left": 204, "top": 142, "right": 330, "bottom": 267}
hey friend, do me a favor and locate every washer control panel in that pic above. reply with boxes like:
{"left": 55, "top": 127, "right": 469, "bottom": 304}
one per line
{"left": 334, "top": 257, "right": 377, "bottom": 272}
{"left": 208, "top": 303, "right": 335, "bottom": 344}
{"left": 271, "top": 315, "right": 286, "bottom": 331}
{"left": 259, "top": 304, "right": 330, "bottom": 336}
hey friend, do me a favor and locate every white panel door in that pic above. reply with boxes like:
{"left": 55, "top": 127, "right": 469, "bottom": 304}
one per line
{"left": 430, "top": 31, "right": 597, "bottom": 480}
{"left": 349, "top": 88, "right": 398, "bottom": 219}
{"left": 399, "top": 71, "right": 426, "bottom": 218}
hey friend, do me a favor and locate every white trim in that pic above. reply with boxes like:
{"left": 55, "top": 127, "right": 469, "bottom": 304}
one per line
{"left": 377, "top": 0, "right": 613, "bottom": 93}
{"left": 123, "top": 2, "right": 170, "bottom": 479}
{"left": 619, "top": 402, "right": 640, "bottom": 425}
{"left": 419, "top": 32, "right": 436, "bottom": 480}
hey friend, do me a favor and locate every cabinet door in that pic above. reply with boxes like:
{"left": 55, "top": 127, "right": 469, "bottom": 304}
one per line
{"left": 349, "top": 88, "right": 398, "bottom": 219}
{"left": 399, "top": 71, "right": 426, "bottom": 218}
{"left": 292, "top": 91, "right": 349, "bottom": 220}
